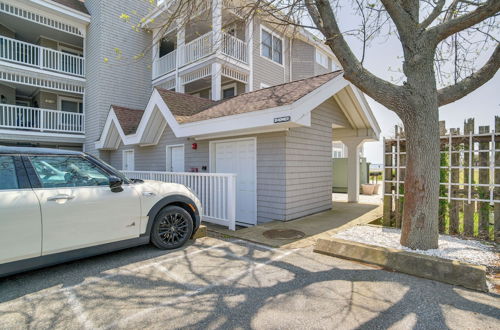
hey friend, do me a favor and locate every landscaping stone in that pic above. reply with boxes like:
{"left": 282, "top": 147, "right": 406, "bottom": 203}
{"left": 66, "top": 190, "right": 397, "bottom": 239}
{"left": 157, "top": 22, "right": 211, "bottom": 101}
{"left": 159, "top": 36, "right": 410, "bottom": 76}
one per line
{"left": 314, "top": 238, "right": 488, "bottom": 292}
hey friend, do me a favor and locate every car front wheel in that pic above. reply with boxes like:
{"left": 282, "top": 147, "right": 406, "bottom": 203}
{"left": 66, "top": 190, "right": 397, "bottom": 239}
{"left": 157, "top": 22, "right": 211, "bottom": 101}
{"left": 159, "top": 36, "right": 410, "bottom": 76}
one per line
{"left": 150, "top": 205, "right": 194, "bottom": 250}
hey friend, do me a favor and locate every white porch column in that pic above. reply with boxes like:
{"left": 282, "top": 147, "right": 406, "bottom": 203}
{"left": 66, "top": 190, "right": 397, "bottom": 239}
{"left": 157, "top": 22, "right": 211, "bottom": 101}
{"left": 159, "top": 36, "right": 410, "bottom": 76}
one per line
{"left": 211, "top": 62, "right": 222, "bottom": 100}
{"left": 342, "top": 138, "right": 365, "bottom": 203}
{"left": 245, "top": 17, "right": 254, "bottom": 92}
{"left": 175, "top": 25, "right": 185, "bottom": 93}
{"left": 211, "top": 0, "right": 222, "bottom": 101}
{"left": 212, "top": 0, "right": 222, "bottom": 55}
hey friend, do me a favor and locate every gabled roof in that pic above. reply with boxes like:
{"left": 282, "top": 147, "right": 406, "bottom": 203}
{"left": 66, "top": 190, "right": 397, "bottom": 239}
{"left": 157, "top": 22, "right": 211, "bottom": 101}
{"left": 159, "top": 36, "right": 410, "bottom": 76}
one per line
{"left": 96, "top": 72, "right": 380, "bottom": 150}
{"left": 182, "top": 71, "right": 342, "bottom": 123}
{"left": 156, "top": 89, "right": 217, "bottom": 123}
{"left": 112, "top": 106, "right": 144, "bottom": 135}
{"left": 52, "top": 0, "right": 89, "bottom": 14}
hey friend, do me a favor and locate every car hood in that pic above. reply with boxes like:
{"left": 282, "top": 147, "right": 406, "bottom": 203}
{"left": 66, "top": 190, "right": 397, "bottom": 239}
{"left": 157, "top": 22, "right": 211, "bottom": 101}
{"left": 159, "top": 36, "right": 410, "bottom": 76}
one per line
{"left": 134, "top": 180, "right": 202, "bottom": 214}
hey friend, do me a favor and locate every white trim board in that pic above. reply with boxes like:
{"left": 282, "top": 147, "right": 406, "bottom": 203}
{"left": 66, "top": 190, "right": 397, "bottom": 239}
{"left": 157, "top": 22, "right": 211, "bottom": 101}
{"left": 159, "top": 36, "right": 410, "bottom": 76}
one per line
{"left": 96, "top": 74, "right": 380, "bottom": 150}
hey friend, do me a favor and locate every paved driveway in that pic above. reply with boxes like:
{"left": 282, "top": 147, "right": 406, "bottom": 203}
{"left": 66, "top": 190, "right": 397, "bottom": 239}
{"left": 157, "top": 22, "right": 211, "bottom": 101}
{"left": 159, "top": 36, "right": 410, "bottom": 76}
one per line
{"left": 1, "top": 237, "right": 499, "bottom": 329}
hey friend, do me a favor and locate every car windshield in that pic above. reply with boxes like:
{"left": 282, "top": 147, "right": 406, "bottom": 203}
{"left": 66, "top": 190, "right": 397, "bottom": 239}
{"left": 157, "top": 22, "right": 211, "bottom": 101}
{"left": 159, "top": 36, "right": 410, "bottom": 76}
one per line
{"left": 85, "top": 154, "right": 131, "bottom": 183}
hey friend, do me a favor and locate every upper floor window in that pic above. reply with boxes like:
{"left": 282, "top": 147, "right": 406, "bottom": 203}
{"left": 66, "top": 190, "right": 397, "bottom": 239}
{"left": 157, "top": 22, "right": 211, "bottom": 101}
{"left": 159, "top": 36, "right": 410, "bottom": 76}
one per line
{"left": 316, "top": 49, "right": 329, "bottom": 68}
{"left": 261, "top": 28, "right": 283, "bottom": 65}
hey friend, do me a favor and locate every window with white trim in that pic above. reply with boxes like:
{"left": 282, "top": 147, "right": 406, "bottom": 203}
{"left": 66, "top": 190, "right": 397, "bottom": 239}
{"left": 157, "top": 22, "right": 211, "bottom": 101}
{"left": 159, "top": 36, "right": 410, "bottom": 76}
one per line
{"left": 261, "top": 28, "right": 283, "bottom": 64}
{"left": 316, "top": 49, "right": 329, "bottom": 68}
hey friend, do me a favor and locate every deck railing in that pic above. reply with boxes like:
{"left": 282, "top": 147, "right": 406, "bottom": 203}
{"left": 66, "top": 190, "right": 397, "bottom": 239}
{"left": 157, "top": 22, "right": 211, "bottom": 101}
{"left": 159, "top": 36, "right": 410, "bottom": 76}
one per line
{"left": 0, "top": 104, "right": 84, "bottom": 134}
{"left": 179, "top": 31, "right": 214, "bottom": 66}
{"left": 0, "top": 36, "right": 85, "bottom": 77}
{"left": 152, "top": 50, "right": 177, "bottom": 79}
{"left": 222, "top": 33, "right": 247, "bottom": 63}
{"left": 121, "top": 171, "right": 237, "bottom": 230}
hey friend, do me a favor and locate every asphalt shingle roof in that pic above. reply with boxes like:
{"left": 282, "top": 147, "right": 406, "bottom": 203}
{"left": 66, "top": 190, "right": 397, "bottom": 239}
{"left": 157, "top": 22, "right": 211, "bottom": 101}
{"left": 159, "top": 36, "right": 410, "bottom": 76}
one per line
{"left": 110, "top": 71, "right": 343, "bottom": 135}
{"left": 157, "top": 71, "right": 343, "bottom": 124}
{"left": 112, "top": 106, "right": 144, "bottom": 135}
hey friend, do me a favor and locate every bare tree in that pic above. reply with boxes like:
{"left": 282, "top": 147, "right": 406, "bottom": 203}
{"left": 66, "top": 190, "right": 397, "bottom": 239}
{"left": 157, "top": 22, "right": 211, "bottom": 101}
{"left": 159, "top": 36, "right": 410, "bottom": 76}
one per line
{"left": 122, "top": 0, "right": 499, "bottom": 250}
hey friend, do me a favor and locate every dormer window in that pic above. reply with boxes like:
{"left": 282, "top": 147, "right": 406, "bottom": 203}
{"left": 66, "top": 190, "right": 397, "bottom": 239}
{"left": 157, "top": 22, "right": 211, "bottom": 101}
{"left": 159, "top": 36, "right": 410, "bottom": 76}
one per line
{"left": 261, "top": 28, "right": 283, "bottom": 64}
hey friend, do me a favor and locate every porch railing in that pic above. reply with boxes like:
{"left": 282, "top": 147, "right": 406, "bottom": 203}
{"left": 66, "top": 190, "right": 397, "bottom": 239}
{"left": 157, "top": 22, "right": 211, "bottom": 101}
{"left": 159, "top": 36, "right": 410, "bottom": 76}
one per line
{"left": 153, "top": 49, "right": 176, "bottom": 79}
{"left": 179, "top": 31, "right": 213, "bottom": 66}
{"left": 0, "top": 104, "right": 84, "bottom": 134}
{"left": 222, "top": 33, "right": 247, "bottom": 63}
{"left": 0, "top": 36, "right": 85, "bottom": 77}
{"left": 121, "top": 171, "right": 237, "bottom": 231}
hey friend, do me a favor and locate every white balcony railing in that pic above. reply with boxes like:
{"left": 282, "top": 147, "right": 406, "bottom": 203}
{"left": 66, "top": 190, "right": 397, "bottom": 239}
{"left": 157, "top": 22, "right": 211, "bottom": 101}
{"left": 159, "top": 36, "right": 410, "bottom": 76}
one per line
{"left": 152, "top": 31, "right": 248, "bottom": 80}
{"left": 0, "top": 104, "right": 84, "bottom": 134}
{"left": 0, "top": 36, "right": 85, "bottom": 77}
{"left": 121, "top": 171, "right": 237, "bottom": 231}
{"left": 179, "top": 31, "right": 213, "bottom": 66}
{"left": 222, "top": 33, "right": 247, "bottom": 63}
{"left": 153, "top": 50, "right": 177, "bottom": 79}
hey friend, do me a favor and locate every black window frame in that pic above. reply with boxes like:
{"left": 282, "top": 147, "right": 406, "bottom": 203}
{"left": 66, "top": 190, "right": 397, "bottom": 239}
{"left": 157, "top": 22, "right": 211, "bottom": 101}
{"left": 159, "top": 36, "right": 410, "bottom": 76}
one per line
{"left": 0, "top": 154, "right": 31, "bottom": 190}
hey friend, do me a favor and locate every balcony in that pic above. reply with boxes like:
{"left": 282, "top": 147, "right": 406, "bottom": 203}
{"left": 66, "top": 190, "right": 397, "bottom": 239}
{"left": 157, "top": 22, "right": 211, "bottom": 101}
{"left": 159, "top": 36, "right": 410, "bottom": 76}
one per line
{"left": 0, "top": 104, "right": 84, "bottom": 134}
{"left": 0, "top": 36, "right": 85, "bottom": 77}
{"left": 152, "top": 31, "right": 247, "bottom": 79}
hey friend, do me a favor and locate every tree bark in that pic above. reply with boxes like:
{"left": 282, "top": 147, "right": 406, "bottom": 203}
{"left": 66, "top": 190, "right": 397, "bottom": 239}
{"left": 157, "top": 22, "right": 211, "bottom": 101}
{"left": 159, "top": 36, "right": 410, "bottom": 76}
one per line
{"left": 399, "top": 49, "right": 441, "bottom": 250}
{"left": 399, "top": 102, "right": 441, "bottom": 249}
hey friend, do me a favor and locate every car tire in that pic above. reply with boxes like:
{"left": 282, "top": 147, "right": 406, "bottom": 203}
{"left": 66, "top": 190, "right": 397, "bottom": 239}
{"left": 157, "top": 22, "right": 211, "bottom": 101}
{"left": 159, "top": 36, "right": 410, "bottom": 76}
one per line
{"left": 150, "top": 205, "right": 194, "bottom": 250}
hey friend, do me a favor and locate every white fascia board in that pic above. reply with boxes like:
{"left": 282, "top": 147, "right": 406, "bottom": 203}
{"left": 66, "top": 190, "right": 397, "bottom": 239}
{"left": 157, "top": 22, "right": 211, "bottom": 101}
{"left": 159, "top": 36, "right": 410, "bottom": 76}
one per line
{"left": 97, "top": 74, "right": 380, "bottom": 148}
{"left": 127, "top": 90, "right": 181, "bottom": 144}
{"left": 177, "top": 75, "right": 349, "bottom": 138}
{"left": 0, "top": 61, "right": 86, "bottom": 83}
{"left": 95, "top": 108, "right": 127, "bottom": 150}
{"left": 25, "top": 0, "right": 90, "bottom": 23}
{"left": 0, "top": 129, "right": 85, "bottom": 139}
{"left": 348, "top": 84, "right": 381, "bottom": 139}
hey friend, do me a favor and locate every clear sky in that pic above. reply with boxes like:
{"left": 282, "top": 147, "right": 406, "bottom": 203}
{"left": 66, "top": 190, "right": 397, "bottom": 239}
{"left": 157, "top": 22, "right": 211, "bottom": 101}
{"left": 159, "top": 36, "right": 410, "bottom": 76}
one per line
{"left": 329, "top": 5, "right": 500, "bottom": 165}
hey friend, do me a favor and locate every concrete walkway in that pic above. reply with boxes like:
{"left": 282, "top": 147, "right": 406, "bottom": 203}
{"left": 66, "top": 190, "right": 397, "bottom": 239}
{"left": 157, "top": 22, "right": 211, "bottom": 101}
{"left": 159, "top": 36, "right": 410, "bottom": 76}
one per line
{"left": 207, "top": 200, "right": 382, "bottom": 249}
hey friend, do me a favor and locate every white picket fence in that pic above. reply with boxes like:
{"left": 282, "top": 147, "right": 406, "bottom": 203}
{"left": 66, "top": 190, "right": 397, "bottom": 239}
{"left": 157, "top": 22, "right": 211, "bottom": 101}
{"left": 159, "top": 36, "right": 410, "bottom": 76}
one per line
{"left": 122, "top": 171, "right": 237, "bottom": 231}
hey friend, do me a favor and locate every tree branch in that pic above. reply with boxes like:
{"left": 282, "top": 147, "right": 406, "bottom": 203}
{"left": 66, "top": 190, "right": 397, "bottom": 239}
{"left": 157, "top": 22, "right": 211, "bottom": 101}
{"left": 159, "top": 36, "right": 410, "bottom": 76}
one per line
{"left": 437, "top": 43, "right": 499, "bottom": 106}
{"left": 420, "top": 0, "right": 446, "bottom": 29}
{"left": 304, "top": 0, "right": 406, "bottom": 112}
{"left": 427, "top": 0, "right": 500, "bottom": 42}
{"left": 379, "top": 0, "right": 417, "bottom": 42}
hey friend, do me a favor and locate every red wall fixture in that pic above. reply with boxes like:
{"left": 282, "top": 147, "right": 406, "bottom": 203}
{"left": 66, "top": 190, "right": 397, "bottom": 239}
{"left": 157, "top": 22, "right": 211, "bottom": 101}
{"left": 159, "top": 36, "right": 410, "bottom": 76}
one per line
{"left": 191, "top": 143, "right": 198, "bottom": 150}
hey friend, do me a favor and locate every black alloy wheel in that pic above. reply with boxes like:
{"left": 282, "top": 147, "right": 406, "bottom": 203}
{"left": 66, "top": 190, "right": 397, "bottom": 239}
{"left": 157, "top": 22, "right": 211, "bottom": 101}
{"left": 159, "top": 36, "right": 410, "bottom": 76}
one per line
{"left": 151, "top": 205, "right": 194, "bottom": 249}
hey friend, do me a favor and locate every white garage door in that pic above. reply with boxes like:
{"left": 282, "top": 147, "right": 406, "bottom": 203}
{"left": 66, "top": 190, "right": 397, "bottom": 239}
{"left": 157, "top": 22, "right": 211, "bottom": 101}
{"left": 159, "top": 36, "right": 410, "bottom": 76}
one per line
{"left": 214, "top": 138, "right": 257, "bottom": 225}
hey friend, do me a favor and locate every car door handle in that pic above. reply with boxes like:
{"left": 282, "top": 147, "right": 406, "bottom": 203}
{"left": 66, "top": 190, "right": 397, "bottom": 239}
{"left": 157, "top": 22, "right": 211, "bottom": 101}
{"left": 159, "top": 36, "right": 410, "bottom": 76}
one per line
{"left": 47, "top": 194, "right": 75, "bottom": 201}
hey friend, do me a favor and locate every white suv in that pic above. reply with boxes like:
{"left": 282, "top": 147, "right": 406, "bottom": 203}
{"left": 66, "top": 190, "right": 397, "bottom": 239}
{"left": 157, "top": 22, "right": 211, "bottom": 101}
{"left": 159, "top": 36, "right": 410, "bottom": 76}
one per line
{"left": 0, "top": 146, "right": 202, "bottom": 277}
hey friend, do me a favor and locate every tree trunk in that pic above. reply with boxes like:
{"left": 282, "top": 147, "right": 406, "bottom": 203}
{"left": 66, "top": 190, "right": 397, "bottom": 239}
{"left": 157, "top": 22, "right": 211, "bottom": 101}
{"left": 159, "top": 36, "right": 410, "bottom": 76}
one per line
{"left": 399, "top": 104, "right": 441, "bottom": 249}
{"left": 396, "top": 44, "right": 441, "bottom": 249}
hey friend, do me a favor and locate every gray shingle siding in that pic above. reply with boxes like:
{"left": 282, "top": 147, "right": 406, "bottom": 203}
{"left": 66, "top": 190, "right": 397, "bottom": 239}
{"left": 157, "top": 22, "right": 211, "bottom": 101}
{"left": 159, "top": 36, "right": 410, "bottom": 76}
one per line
{"left": 252, "top": 20, "right": 288, "bottom": 89}
{"left": 291, "top": 39, "right": 314, "bottom": 81}
{"left": 84, "top": 0, "right": 152, "bottom": 156}
{"left": 284, "top": 99, "right": 337, "bottom": 220}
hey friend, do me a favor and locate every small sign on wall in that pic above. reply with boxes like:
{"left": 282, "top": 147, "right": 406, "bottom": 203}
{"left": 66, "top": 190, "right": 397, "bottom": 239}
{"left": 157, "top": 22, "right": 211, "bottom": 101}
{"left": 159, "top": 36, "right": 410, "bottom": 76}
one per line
{"left": 274, "top": 116, "right": 291, "bottom": 124}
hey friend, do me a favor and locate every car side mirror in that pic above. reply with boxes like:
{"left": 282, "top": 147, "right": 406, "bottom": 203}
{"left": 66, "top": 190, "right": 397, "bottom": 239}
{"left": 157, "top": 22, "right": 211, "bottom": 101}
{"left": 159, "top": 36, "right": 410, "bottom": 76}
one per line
{"left": 109, "top": 175, "right": 123, "bottom": 193}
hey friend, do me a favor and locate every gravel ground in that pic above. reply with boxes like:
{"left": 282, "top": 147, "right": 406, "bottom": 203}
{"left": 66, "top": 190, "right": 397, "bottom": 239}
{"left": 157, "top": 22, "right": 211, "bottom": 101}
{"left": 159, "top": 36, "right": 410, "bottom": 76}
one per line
{"left": 333, "top": 225, "right": 499, "bottom": 267}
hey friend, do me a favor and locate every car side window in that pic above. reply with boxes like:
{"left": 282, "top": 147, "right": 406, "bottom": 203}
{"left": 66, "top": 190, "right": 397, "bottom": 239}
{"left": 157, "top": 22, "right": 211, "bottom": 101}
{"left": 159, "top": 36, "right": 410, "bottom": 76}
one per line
{"left": 29, "top": 156, "right": 110, "bottom": 188}
{"left": 0, "top": 156, "right": 19, "bottom": 190}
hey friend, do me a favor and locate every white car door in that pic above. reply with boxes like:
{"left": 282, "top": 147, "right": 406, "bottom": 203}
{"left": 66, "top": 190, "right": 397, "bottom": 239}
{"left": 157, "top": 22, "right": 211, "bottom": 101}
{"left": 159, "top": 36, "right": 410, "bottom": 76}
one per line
{"left": 0, "top": 155, "right": 42, "bottom": 264}
{"left": 27, "top": 155, "right": 142, "bottom": 255}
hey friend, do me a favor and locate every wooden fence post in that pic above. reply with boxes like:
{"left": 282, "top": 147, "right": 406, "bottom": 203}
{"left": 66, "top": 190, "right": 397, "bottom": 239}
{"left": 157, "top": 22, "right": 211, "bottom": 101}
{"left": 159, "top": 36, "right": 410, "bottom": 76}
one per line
{"left": 438, "top": 121, "right": 448, "bottom": 233}
{"left": 478, "top": 125, "right": 490, "bottom": 239}
{"left": 463, "top": 118, "right": 475, "bottom": 237}
{"left": 495, "top": 116, "right": 500, "bottom": 243}
{"left": 449, "top": 128, "right": 460, "bottom": 234}
{"left": 383, "top": 138, "right": 393, "bottom": 226}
